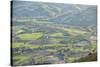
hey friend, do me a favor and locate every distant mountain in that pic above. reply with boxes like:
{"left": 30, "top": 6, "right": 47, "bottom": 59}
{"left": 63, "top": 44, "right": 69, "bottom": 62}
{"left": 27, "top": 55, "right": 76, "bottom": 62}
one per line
{"left": 12, "top": 1, "right": 97, "bottom": 26}
{"left": 48, "top": 7, "right": 97, "bottom": 26}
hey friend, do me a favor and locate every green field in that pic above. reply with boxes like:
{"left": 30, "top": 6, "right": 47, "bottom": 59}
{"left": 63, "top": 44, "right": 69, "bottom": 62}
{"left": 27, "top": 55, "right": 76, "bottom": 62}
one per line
{"left": 17, "top": 32, "right": 43, "bottom": 40}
